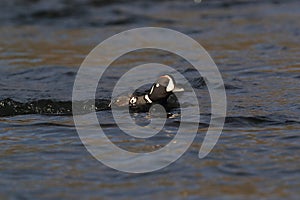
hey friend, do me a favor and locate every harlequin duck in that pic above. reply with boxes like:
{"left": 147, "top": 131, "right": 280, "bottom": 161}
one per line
{"left": 109, "top": 75, "right": 184, "bottom": 111}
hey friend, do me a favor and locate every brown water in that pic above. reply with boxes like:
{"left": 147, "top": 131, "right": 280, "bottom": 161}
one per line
{"left": 0, "top": 0, "right": 300, "bottom": 199}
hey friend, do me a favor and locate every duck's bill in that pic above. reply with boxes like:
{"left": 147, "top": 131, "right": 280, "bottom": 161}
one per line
{"left": 173, "top": 86, "right": 184, "bottom": 92}
{"left": 109, "top": 96, "right": 130, "bottom": 107}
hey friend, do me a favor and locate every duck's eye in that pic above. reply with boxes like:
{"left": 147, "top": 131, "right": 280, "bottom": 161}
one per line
{"left": 156, "top": 83, "right": 160, "bottom": 87}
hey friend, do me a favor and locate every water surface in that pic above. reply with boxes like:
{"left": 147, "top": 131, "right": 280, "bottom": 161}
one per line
{"left": 0, "top": 0, "right": 300, "bottom": 199}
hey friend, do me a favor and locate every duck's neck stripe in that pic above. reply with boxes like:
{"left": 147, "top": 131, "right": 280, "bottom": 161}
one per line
{"left": 144, "top": 94, "right": 152, "bottom": 103}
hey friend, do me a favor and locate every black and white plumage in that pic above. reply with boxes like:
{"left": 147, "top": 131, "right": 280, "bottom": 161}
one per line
{"left": 109, "top": 75, "right": 184, "bottom": 111}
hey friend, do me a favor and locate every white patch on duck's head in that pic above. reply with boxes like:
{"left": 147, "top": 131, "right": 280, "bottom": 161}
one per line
{"left": 160, "top": 75, "right": 175, "bottom": 92}
{"left": 129, "top": 96, "right": 137, "bottom": 104}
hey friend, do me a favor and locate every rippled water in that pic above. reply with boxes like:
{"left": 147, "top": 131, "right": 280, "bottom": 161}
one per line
{"left": 0, "top": 0, "right": 300, "bottom": 199}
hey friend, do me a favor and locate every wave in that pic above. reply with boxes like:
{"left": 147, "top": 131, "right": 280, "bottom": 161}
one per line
{"left": 1, "top": 98, "right": 299, "bottom": 129}
{"left": 0, "top": 98, "right": 110, "bottom": 117}
{"left": 224, "top": 116, "right": 300, "bottom": 127}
